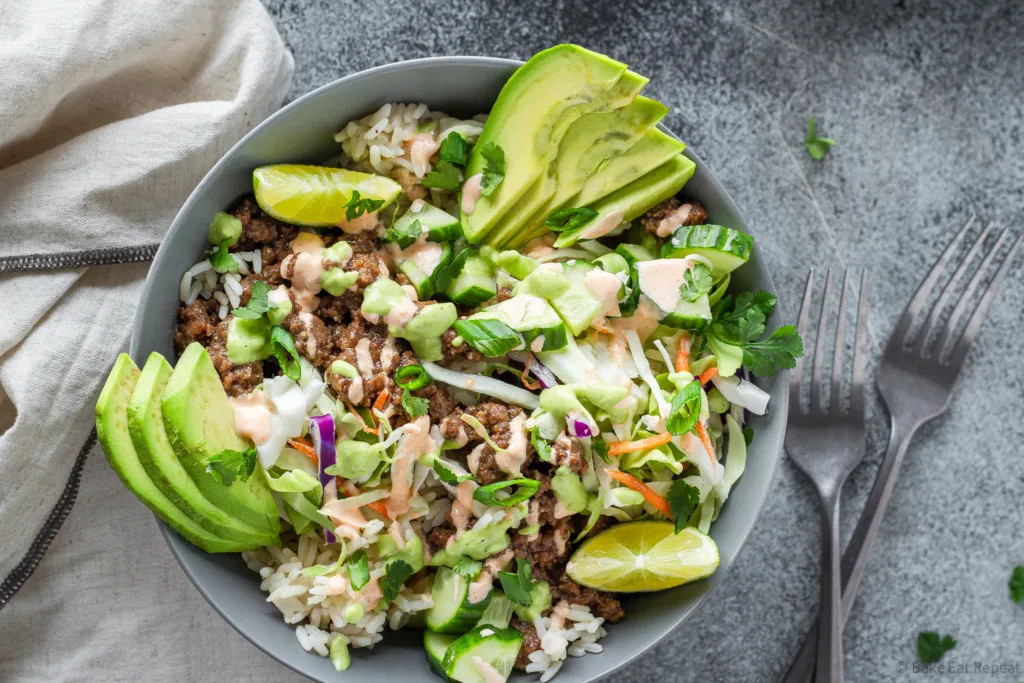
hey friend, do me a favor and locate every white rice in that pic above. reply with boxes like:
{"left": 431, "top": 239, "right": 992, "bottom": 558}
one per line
{"left": 524, "top": 602, "right": 608, "bottom": 679}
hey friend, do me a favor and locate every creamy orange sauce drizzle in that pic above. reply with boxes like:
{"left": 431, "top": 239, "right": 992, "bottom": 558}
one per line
{"left": 448, "top": 480, "right": 475, "bottom": 539}
{"left": 298, "top": 311, "right": 318, "bottom": 357}
{"left": 579, "top": 209, "right": 625, "bottom": 240}
{"left": 495, "top": 413, "right": 528, "bottom": 476}
{"left": 387, "top": 416, "right": 436, "bottom": 518}
{"left": 407, "top": 133, "right": 441, "bottom": 177}
{"left": 347, "top": 376, "right": 364, "bottom": 404}
{"left": 461, "top": 173, "right": 484, "bottom": 215}
{"left": 656, "top": 203, "right": 694, "bottom": 238}
{"left": 467, "top": 549, "right": 513, "bottom": 604}
{"left": 282, "top": 232, "right": 324, "bottom": 312}
{"left": 337, "top": 210, "right": 379, "bottom": 234}
{"left": 355, "top": 338, "right": 374, "bottom": 377}
{"left": 230, "top": 390, "right": 274, "bottom": 445}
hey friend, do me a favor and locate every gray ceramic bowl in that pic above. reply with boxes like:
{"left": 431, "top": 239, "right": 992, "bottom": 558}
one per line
{"left": 131, "top": 56, "right": 788, "bottom": 683}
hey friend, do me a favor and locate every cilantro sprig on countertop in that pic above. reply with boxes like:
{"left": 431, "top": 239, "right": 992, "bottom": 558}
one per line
{"left": 1010, "top": 565, "right": 1024, "bottom": 604}
{"left": 806, "top": 115, "right": 836, "bottom": 160}
{"left": 917, "top": 631, "right": 956, "bottom": 664}
{"left": 711, "top": 291, "right": 803, "bottom": 376}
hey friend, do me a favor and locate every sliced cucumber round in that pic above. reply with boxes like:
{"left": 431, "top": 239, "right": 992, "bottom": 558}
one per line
{"left": 661, "top": 224, "right": 754, "bottom": 277}
{"left": 425, "top": 631, "right": 460, "bottom": 681}
{"left": 426, "top": 567, "right": 493, "bottom": 634}
{"left": 446, "top": 254, "right": 498, "bottom": 307}
{"left": 442, "top": 625, "right": 524, "bottom": 683}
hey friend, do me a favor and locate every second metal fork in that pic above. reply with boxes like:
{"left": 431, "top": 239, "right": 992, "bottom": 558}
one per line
{"left": 785, "top": 269, "right": 869, "bottom": 683}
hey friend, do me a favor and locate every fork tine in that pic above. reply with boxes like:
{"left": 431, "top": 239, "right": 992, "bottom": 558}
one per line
{"left": 790, "top": 270, "right": 815, "bottom": 415}
{"left": 829, "top": 270, "right": 851, "bottom": 414}
{"left": 850, "top": 271, "right": 869, "bottom": 419}
{"left": 935, "top": 228, "right": 1011, "bottom": 356}
{"left": 945, "top": 231, "right": 1024, "bottom": 368}
{"left": 911, "top": 222, "right": 994, "bottom": 355}
{"left": 810, "top": 270, "right": 834, "bottom": 412}
{"left": 888, "top": 215, "right": 975, "bottom": 350}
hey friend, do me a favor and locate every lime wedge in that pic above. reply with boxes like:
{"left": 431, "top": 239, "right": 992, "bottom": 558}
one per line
{"left": 252, "top": 164, "right": 402, "bottom": 227}
{"left": 566, "top": 521, "right": 719, "bottom": 592}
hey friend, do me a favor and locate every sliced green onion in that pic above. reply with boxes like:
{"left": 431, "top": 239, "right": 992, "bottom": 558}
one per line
{"left": 396, "top": 364, "right": 432, "bottom": 390}
{"left": 473, "top": 478, "right": 540, "bottom": 506}
{"left": 666, "top": 380, "right": 702, "bottom": 436}
{"left": 452, "top": 318, "right": 522, "bottom": 357}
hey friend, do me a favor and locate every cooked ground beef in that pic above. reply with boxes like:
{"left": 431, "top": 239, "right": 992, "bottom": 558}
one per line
{"left": 283, "top": 310, "right": 333, "bottom": 369}
{"left": 496, "top": 287, "right": 514, "bottom": 303}
{"left": 174, "top": 298, "right": 219, "bottom": 351}
{"left": 441, "top": 326, "right": 483, "bottom": 361}
{"left": 641, "top": 197, "right": 707, "bottom": 234}
{"left": 550, "top": 433, "right": 587, "bottom": 476}
{"left": 511, "top": 618, "right": 542, "bottom": 671}
{"left": 551, "top": 574, "right": 624, "bottom": 622}
{"left": 426, "top": 522, "right": 456, "bottom": 554}
{"left": 324, "top": 316, "right": 399, "bottom": 406}
{"left": 449, "top": 402, "right": 534, "bottom": 485}
{"left": 232, "top": 196, "right": 299, "bottom": 267}
{"left": 205, "top": 318, "right": 263, "bottom": 396}
{"left": 511, "top": 517, "right": 574, "bottom": 568}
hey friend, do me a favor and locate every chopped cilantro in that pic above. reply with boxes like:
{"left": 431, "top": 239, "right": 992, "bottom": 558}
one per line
{"left": 401, "top": 389, "right": 430, "bottom": 418}
{"left": 208, "top": 239, "right": 238, "bottom": 273}
{"left": 269, "top": 325, "right": 301, "bottom": 381}
{"left": 544, "top": 207, "right": 598, "bottom": 233}
{"left": 232, "top": 280, "right": 271, "bottom": 319}
{"left": 452, "top": 557, "right": 483, "bottom": 579}
{"left": 205, "top": 447, "right": 256, "bottom": 486}
{"left": 679, "top": 262, "right": 714, "bottom": 302}
{"left": 666, "top": 479, "right": 701, "bottom": 533}
{"left": 381, "top": 559, "right": 415, "bottom": 604}
{"left": 805, "top": 115, "right": 836, "bottom": 160}
{"left": 341, "top": 190, "right": 385, "bottom": 221}
{"left": 711, "top": 291, "right": 803, "bottom": 376}
{"left": 479, "top": 142, "right": 505, "bottom": 196}
{"left": 438, "top": 132, "right": 469, "bottom": 167}
{"left": 1010, "top": 565, "right": 1024, "bottom": 604}
{"left": 423, "top": 161, "right": 461, "bottom": 191}
{"left": 592, "top": 435, "right": 610, "bottom": 463}
{"left": 347, "top": 549, "right": 369, "bottom": 590}
{"left": 917, "top": 631, "right": 956, "bottom": 664}
{"left": 382, "top": 217, "right": 422, "bottom": 249}
{"left": 432, "top": 459, "right": 473, "bottom": 486}
{"left": 498, "top": 558, "right": 533, "bottom": 606}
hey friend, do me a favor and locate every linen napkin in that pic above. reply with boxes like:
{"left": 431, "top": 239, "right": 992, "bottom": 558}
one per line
{"left": 0, "top": 0, "right": 293, "bottom": 589}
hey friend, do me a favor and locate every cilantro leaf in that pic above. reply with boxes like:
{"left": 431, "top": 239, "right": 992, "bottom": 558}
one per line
{"left": 433, "top": 459, "right": 473, "bottom": 486}
{"left": 423, "top": 161, "right": 461, "bottom": 191}
{"left": 592, "top": 436, "right": 610, "bottom": 463}
{"left": 341, "top": 190, "right": 385, "bottom": 221}
{"left": 666, "top": 479, "right": 701, "bottom": 533}
{"left": 741, "top": 325, "right": 804, "bottom": 377}
{"left": 666, "top": 380, "right": 702, "bottom": 436}
{"left": 479, "top": 142, "right": 505, "bottom": 196}
{"left": 208, "top": 239, "right": 238, "bottom": 274}
{"left": 232, "top": 279, "right": 271, "bottom": 319}
{"left": 498, "top": 558, "right": 533, "bottom": 606}
{"left": 382, "top": 217, "right": 422, "bottom": 249}
{"left": 438, "top": 132, "right": 469, "bottom": 167}
{"left": 381, "top": 559, "right": 415, "bottom": 604}
{"left": 544, "top": 207, "right": 598, "bottom": 233}
{"left": 917, "top": 631, "right": 956, "bottom": 664}
{"left": 679, "top": 262, "right": 714, "bottom": 303}
{"left": 452, "top": 557, "right": 483, "bottom": 579}
{"left": 531, "top": 426, "right": 552, "bottom": 462}
{"left": 347, "top": 549, "right": 369, "bottom": 590}
{"left": 1010, "top": 565, "right": 1024, "bottom": 604}
{"left": 805, "top": 115, "right": 836, "bottom": 160}
{"left": 205, "top": 447, "right": 256, "bottom": 485}
{"left": 401, "top": 389, "right": 430, "bottom": 418}
{"left": 742, "top": 427, "right": 754, "bottom": 446}
{"left": 269, "top": 325, "right": 301, "bottom": 381}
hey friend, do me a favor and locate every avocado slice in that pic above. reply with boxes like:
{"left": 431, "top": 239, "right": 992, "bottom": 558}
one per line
{"left": 461, "top": 44, "right": 632, "bottom": 244}
{"left": 527, "top": 154, "right": 695, "bottom": 250}
{"left": 95, "top": 355, "right": 247, "bottom": 552}
{"left": 161, "top": 343, "right": 280, "bottom": 534}
{"left": 571, "top": 128, "right": 686, "bottom": 207}
{"left": 128, "top": 353, "right": 277, "bottom": 547}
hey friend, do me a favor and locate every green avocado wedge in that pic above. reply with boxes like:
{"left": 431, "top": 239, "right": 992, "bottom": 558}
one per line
{"left": 571, "top": 128, "right": 686, "bottom": 208}
{"left": 95, "top": 355, "right": 247, "bottom": 553}
{"left": 161, "top": 343, "right": 280, "bottom": 536}
{"left": 461, "top": 44, "right": 631, "bottom": 244}
{"left": 128, "top": 353, "right": 276, "bottom": 547}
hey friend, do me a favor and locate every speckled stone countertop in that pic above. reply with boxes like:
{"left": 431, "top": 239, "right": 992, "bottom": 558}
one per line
{"left": 258, "top": 1, "right": 1024, "bottom": 680}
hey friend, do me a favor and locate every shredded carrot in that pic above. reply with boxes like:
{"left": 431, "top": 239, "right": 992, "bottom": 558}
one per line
{"left": 695, "top": 421, "right": 719, "bottom": 472}
{"left": 288, "top": 438, "right": 318, "bottom": 464}
{"left": 521, "top": 352, "right": 541, "bottom": 391}
{"left": 372, "top": 389, "right": 390, "bottom": 412}
{"left": 675, "top": 333, "right": 691, "bottom": 373}
{"left": 345, "top": 399, "right": 377, "bottom": 435}
{"left": 698, "top": 367, "right": 719, "bottom": 385}
{"left": 366, "top": 499, "right": 390, "bottom": 516}
{"left": 606, "top": 432, "right": 673, "bottom": 456}
{"left": 605, "top": 469, "right": 673, "bottom": 518}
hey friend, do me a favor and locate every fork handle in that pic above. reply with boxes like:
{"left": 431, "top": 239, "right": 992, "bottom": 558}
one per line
{"left": 815, "top": 489, "right": 843, "bottom": 683}
{"left": 781, "top": 421, "right": 916, "bottom": 683}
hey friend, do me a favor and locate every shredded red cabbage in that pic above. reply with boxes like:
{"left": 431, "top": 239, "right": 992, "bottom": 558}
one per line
{"left": 309, "top": 413, "right": 338, "bottom": 543}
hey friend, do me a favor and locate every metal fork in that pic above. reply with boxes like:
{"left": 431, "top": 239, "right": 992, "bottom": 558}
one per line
{"left": 782, "top": 218, "right": 1024, "bottom": 683}
{"left": 785, "top": 269, "right": 869, "bottom": 683}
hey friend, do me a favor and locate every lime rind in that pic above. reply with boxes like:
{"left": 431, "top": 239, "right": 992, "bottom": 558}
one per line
{"left": 566, "top": 521, "right": 719, "bottom": 592}
{"left": 252, "top": 164, "right": 402, "bottom": 227}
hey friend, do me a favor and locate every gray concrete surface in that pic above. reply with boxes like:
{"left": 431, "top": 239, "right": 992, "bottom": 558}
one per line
{"left": 257, "top": 0, "right": 1024, "bottom": 680}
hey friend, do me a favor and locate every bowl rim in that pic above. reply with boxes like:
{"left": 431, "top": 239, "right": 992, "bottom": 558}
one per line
{"left": 135, "top": 54, "right": 787, "bottom": 683}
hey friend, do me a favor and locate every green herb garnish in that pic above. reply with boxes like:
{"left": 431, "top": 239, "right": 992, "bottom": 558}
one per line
{"left": 208, "top": 239, "right": 238, "bottom": 273}
{"left": 438, "top": 132, "right": 469, "bottom": 167}
{"left": 666, "top": 479, "right": 701, "bottom": 533}
{"left": 679, "top": 262, "right": 714, "bottom": 302}
{"left": 531, "top": 427, "right": 552, "bottom": 462}
{"left": 342, "top": 190, "right": 385, "bottom": 221}
{"left": 805, "top": 115, "right": 836, "bottom": 160}
{"left": 382, "top": 217, "right": 422, "bottom": 249}
{"left": 497, "top": 559, "right": 533, "bottom": 606}
{"left": 205, "top": 447, "right": 257, "bottom": 485}
{"left": 381, "top": 559, "right": 414, "bottom": 604}
{"left": 1010, "top": 565, "right": 1024, "bottom": 604}
{"left": 666, "top": 380, "right": 702, "bottom": 436}
{"left": 269, "top": 325, "right": 301, "bottom": 381}
{"left": 452, "top": 557, "right": 483, "bottom": 579}
{"left": 712, "top": 292, "right": 803, "bottom": 376}
{"left": 401, "top": 390, "right": 430, "bottom": 418}
{"left": 479, "top": 142, "right": 505, "bottom": 196}
{"left": 544, "top": 207, "right": 598, "bottom": 233}
{"left": 917, "top": 631, "right": 956, "bottom": 664}
{"left": 423, "top": 162, "right": 461, "bottom": 191}
{"left": 347, "top": 549, "right": 369, "bottom": 590}
{"left": 452, "top": 318, "right": 521, "bottom": 357}
{"left": 232, "top": 280, "right": 272, "bottom": 319}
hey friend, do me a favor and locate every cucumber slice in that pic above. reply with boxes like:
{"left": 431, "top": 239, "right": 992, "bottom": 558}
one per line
{"left": 426, "top": 567, "right": 493, "bottom": 634}
{"left": 446, "top": 254, "right": 497, "bottom": 307}
{"left": 636, "top": 259, "right": 713, "bottom": 330}
{"left": 398, "top": 242, "right": 453, "bottom": 300}
{"left": 473, "top": 294, "right": 568, "bottom": 352}
{"left": 442, "top": 626, "right": 524, "bottom": 683}
{"left": 661, "top": 224, "right": 754, "bottom": 278}
{"left": 425, "top": 631, "right": 460, "bottom": 681}
{"left": 396, "top": 201, "right": 464, "bottom": 242}
{"left": 659, "top": 293, "right": 712, "bottom": 330}
{"left": 615, "top": 243, "right": 656, "bottom": 266}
